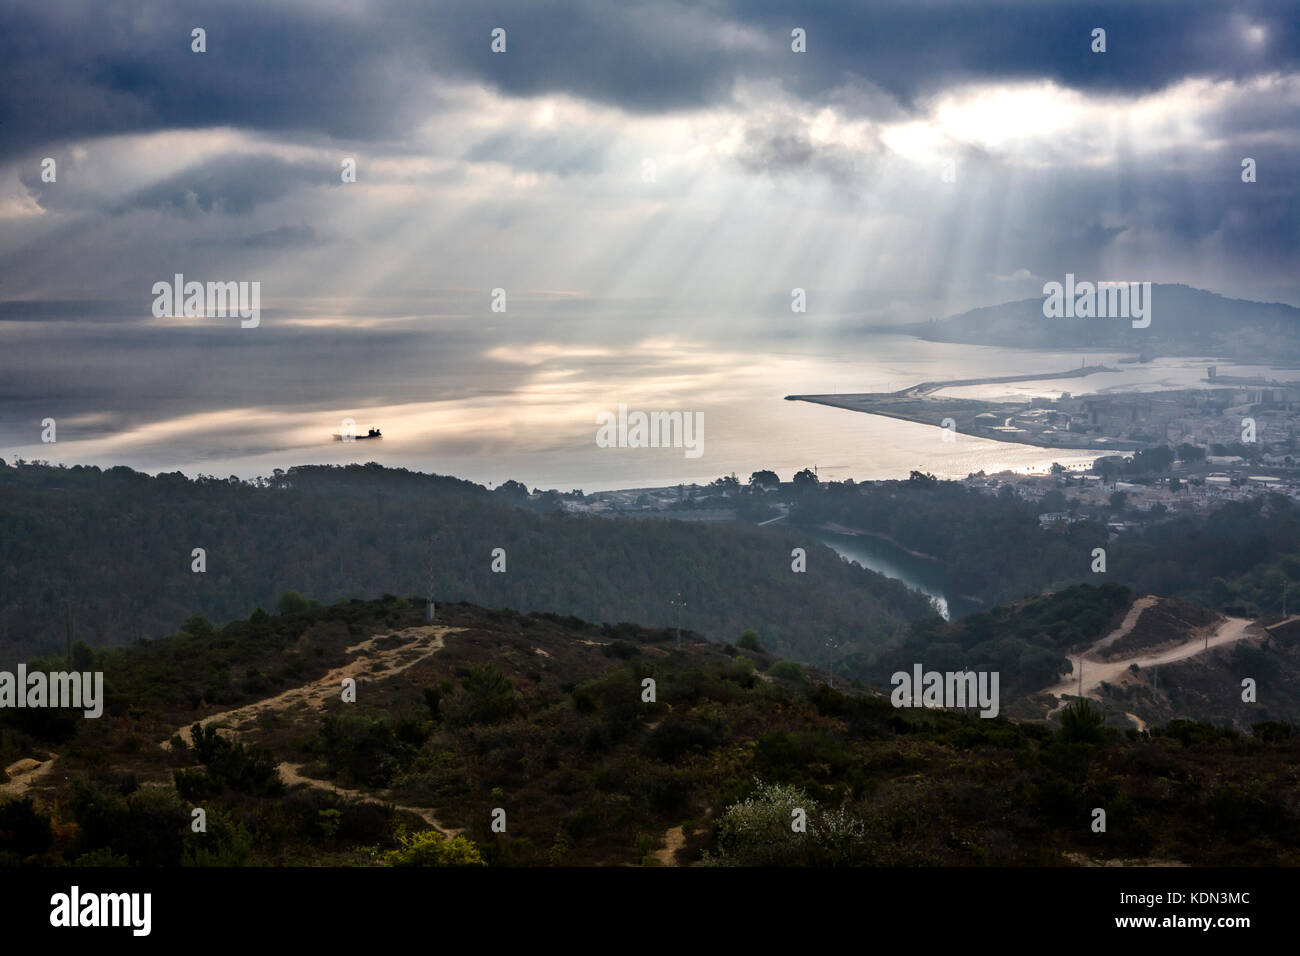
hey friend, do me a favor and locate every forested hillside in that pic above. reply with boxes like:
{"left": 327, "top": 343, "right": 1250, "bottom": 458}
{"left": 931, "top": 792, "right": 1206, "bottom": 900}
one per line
{"left": 0, "top": 461, "right": 933, "bottom": 662}
{"left": 791, "top": 476, "right": 1300, "bottom": 613}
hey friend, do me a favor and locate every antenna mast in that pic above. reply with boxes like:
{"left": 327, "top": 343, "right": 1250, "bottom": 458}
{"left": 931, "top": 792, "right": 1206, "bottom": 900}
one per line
{"left": 426, "top": 533, "right": 436, "bottom": 622}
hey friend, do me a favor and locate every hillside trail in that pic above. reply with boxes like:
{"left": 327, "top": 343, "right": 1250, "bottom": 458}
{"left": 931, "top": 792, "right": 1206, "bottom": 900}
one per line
{"left": 277, "top": 762, "right": 461, "bottom": 837}
{"left": 1092, "top": 596, "right": 1159, "bottom": 652}
{"left": 156, "top": 623, "right": 463, "bottom": 835}
{"left": 4, "top": 626, "right": 454, "bottom": 802}
{"left": 1044, "top": 605, "right": 1256, "bottom": 720}
{"left": 161, "top": 624, "right": 458, "bottom": 748}
{"left": 652, "top": 826, "right": 685, "bottom": 866}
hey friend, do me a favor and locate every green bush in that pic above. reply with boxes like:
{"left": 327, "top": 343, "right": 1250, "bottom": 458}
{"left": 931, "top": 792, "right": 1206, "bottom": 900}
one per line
{"left": 451, "top": 664, "right": 518, "bottom": 726}
{"left": 643, "top": 715, "right": 726, "bottom": 763}
{"left": 276, "top": 591, "right": 312, "bottom": 616}
{"left": 182, "top": 723, "right": 284, "bottom": 795}
{"left": 386, "top": 828, "right": 485, "bottom": 867}
{"left": 1059, "top": 699, "right": 1106, "bottom": 744}
{"left": 313, "top": 714, "right": 414, "bottom": 788}
{"left": 768, "top": 661, "right": 804, "bottom": 681}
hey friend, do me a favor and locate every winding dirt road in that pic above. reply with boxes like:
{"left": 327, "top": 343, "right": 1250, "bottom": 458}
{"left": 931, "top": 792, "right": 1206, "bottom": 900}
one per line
{"left": 1044, "top": 601, "right": 1257, "bottom": 723}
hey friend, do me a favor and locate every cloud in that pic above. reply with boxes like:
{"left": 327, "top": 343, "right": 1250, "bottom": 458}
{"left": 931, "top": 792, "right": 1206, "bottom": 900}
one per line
{"left": 111, "top": 155, "right": 337, "bottom": 217}
{"left": 3, "top": 0, "right": 1298, "bottom": 166}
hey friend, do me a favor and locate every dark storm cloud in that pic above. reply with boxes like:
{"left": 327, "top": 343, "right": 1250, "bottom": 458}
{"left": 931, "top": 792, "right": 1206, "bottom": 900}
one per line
{"left": 17, "top": 154, "right": 338, "bottom": 216}
{"left": 735, "top": 122, "right": 842, "bottom": 180}
{"left": 1, "top": 0, "right": 1296, "bottom": 161}
{"left": 115, "top": 156, "right": 337, "bottom": 216}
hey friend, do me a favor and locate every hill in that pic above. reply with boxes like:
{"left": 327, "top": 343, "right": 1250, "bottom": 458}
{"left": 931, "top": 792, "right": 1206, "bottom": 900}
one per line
{"left": 910, "top": 283, "right": 1300, "bottom": 359}
{"left": 0, "top": 460, "right": 934, "bottom": 663}
{"left": 3, "top": 595, "right": 1298, "bottom": 867}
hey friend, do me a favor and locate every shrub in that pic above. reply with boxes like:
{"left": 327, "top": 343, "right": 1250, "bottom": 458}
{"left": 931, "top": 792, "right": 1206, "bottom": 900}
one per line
{"left": 313, "top": 714, "right": 413, "bottom": 788}
{"left": 707, "top": 780, "right": 868, "bottom": 867}
{"left": 0, "top": 797, "right": 54, "bottom": 860}
{"left": 183, "top": 723, "right": 284, "bottom": 795}
{"left": 386, "top": 828, "right": 485, "bottom": 867}
{"left": 736, "top": 630, "right": 763, "bottom": 652}
{"left": 643, "top": 716, "right": 726, "bottom": 763}
{"left": 1252, "top": 721, "right": 1293, "bottom": 744}
{"left": 276, "top": 591, "right": 312, "bottom": 616}
{"left": 768, "top": 661, "right": 804, "bottom": 681}
{"left": 450, "top": 665, "right": 518, "bottom": 726}
{"left": 1059, "top": 699, "right": 1105, "bottom": 744}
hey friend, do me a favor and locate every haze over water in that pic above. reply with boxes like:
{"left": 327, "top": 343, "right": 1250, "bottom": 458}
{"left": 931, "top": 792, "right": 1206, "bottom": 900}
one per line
{"left": 8, "top": 320, "right": 1288, "bottom": 493}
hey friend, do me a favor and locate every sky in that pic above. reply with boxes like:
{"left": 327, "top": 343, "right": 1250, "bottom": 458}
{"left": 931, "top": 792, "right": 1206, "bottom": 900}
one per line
{"left": 1, "top": 0, "right": 1298, "bottom": 481}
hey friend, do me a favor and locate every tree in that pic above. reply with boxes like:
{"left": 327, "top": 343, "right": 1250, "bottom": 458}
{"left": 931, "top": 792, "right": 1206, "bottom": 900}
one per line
{"left": 749, "top": 470, "right": 780, "bottom": 492}
{"left": 1060, "top": 698, "right": 1106, "bottom": 743}
{"left": 736, "top": 629, "right": 763, "bottom": 652}
{"left": 276, "top": 591, "right": 311, "bottom": 615}
{"left": 452, "top": 664, "right": 518, "bottom": 725}
{"left": 792, "top": 468, "right": 819, "bottom": 491}
{"left": 493, "top": 479, "right": 530, "bottom": 504}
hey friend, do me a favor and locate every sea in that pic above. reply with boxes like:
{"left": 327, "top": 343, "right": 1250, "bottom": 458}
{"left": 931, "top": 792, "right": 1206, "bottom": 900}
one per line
{"left": 6, "top": 330, "right": 1295, "bottom": 494}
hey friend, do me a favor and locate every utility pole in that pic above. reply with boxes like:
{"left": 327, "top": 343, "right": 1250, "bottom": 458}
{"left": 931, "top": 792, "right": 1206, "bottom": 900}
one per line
{"left": 826, "top": 637, "right": 839, "bottom": 689}
{"left": 65, "top": 603, "right": 73, "bottom": 667}
{"left": 676, "top": 590, "right": 686, "bottom": 650}
{"left": 425, "top": 533, "right": 436, "bottom": 623}
{"left": 1077, "top": 655, "right": 1082, "bottom": 699}
{"left": 670, "top": 593, "right": 685, "bottom": 648}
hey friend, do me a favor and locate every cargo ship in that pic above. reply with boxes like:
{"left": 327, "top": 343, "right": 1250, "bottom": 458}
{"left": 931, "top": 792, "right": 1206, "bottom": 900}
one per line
{"left": 333, "top": 426, "right": 382, "bottom": 440}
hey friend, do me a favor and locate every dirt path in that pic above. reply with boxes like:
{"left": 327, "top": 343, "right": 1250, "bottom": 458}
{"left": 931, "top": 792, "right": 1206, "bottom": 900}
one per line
{"left": 277, "top": 762, "right": 461, "bottom": 837}
{"left": 0, "top": 755, "right": 58, "bottom": 798}
{"left": 156, "top": 623, "right": 463, "bottom": 836}
{"left": 1124, "top": 712, "right": 1148, "bottom": 732}
{"left": 653, "top": 826, "right": 685, "bottom": 866}
{"left": 1092, "top": 596, "right": 1159, "bottom": 653}
{"left": 162, "top": 624, "right": 458, "bottom": 748}
{"left": 1045, "top": 613, "right": 1257, "bottom": 708}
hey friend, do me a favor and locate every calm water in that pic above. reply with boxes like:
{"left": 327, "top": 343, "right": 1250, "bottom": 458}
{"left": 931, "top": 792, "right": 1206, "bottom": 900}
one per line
{"left": 6, "top": 325, "right": 1289, "bottom": 492}
{"left": 812, "top": 528, "right": 981, "bottom": 621}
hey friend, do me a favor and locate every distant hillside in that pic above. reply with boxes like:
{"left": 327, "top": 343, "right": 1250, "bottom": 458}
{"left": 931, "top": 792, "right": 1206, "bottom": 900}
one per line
{"left": 0, "top": 461, "right": 934, "bottom": 664}
{"left": 847, "top": 582, "right": 1300, "bottom": 729}
{"left": 911, "top": 283, "right": 1300, "bottom": 359}
{"left": 791, "top": 477, "right": 1300, "bottom": 616}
